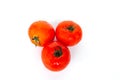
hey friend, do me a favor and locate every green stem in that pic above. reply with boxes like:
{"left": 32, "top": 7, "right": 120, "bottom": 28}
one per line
{"left": 54, "top": 46, "right": 62, "bottom": 57}
{"left": 67, "top": 25, "right": 74, "bottom": 32}
{"left": 32, "top": 36, "right": 40, "bottom": 46}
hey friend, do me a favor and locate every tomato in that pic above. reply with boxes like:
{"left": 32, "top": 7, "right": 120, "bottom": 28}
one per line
{"left": 56, "top": 21, "right": 82, "bottom": 46}
{"left": 28, "top": 21, "right": 55, "bottom": 47}
{"left": 41, "top": 41, "right": 70, "bottom": 71}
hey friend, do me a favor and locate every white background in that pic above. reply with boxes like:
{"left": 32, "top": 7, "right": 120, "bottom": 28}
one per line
{"left": 0, "top": 0, "right": 120, "bottom": 80}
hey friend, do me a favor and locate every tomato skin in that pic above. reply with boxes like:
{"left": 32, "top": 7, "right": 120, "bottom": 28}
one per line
{"left": 41, "top": 41, "right": 70, "bottom": 71}
{"left": 28, "top": 21, "right": 55, "bottom": 47}
{"left": 56, "top": 21, "right": 82, "bottom": 46}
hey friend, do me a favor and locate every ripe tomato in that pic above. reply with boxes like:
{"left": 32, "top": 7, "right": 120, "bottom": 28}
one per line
{"left": 28, "top": 21, "right": 55, "bottom": 46}
{"left": 41, "top": 41, "right": 70, "bottom": 71}
{"left": 56, "top": 21, "right": 82, "bottom": 46}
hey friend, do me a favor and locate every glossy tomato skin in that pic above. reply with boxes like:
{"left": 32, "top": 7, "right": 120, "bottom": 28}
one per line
{"left": 41, "top": 41, "right": 70, "bottom": 71}
{"left": 56, "top": 21, "right": 82, "bottom": 46}
{"left": 28, "top": 21, "right": 55, "bottom": 47}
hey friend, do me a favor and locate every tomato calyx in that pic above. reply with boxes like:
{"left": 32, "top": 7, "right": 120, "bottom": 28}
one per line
{"left": 54, "top": 46, "right": 62, "bottom": 57}
{"left": 32, "top": 36, "right": 40, "bottom": 46}
{"left": 67, "top": 25, "right": 74, "bottom": 32}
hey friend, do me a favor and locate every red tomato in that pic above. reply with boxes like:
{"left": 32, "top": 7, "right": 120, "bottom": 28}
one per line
{"left": 28, "top": 20, "right": 55, "bottom": 47}
{"left": 56, "top": 21, "right": 82, "bottom": 46}
{"left": 41, "top": 41, "right": 71, "bottom": 71}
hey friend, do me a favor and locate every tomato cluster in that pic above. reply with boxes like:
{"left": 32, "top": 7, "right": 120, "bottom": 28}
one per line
{"left": 28, "top": 20, "right": 82, "bottom": 71}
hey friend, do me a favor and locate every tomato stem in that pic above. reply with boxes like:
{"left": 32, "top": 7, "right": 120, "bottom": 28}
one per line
{"left": 67, "top": 26, "right": 74, "bottom": 32}
{"left": 32, "top": 36, "right": 40, "bottom": 46}
{"left": 54, "top": 46, "right": 62, "bottom": 57}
